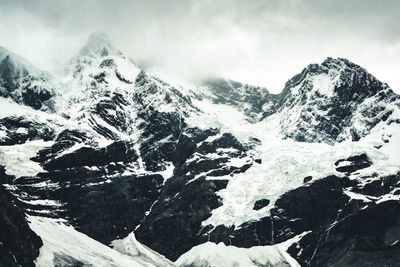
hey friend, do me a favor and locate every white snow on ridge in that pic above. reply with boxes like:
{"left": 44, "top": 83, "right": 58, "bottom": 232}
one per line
{"left": 112, "top": 56, "right": 141, "bottom": 83}
{"left": 111, "top": 233, "right": 175, "bottom": 267}
{"left": 29, "top": 216, "right": 173, "bottom": 267}
{"left": 175, "top": 233, "right": 306, "bottom": 267}
{"left": 0, "top": 98, "right": 43, "bottom": 119}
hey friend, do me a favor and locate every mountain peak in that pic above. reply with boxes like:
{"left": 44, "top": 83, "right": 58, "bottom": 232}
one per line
{"left": 0, "top": 54, "right": 15, "bottom": 75}
{"left": 282, "top": 57, "right": 388, "bottom": 95}
{"left": 78, "top": 32, "right": 120, "bottom": 57}
{"left": 300, "top": 57, "right": 349, "bottom": 76}
{"left": 0, "top": 46, "right": 43, "bottom": 76}
{"left": 321, "top": 57, "right": 361, "bottom": 72}
{"left": 0, "top": 46, "right": 11, "bottom": 61}
{"left": 0, "top": 53, "right": 32, "bottom": 79}
{"left": 322, "top": 56, "right": 349, "bottom": 65}
{"left": 277, "top": 57, "right": 396, "bottom": 143}
{"left": 87, "top": 32, "right": 110, "bottom": 46}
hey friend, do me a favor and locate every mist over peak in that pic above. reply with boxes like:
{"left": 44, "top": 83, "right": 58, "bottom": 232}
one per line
{"left": 0, "top": 0, "right": 399, "bottom": 93}
{"left": 78, "top": 32, "right": 119, "bottom": 57}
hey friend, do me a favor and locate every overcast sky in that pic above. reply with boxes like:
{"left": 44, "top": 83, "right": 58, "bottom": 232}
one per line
{"left": 0, "top": 0, "right": 399, "bottom": 93}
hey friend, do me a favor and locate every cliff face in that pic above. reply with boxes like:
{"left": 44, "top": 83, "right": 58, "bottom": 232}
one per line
{"left": 0, "top": 185, "right": 42, "bottom": 267}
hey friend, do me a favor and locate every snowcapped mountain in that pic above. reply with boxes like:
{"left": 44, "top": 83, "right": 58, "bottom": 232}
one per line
{"left": 277, "top": 57, "right": 399, "bottom": 144}
{"left": 0, "top": 33, "right": 400, "bottom": 267}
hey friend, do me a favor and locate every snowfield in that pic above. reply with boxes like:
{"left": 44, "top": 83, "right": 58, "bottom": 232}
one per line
{"left": 193, "top": 94, "right": 400, "bottom": 227}
{"left": 0, "top": 140, "right": 53, "bottom": 178}
{"left": 29, "top": 216, "right": 175, "bottom": 267}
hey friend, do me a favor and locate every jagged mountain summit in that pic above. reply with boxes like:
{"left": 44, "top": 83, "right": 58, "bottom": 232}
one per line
{"left": 277, "top": 57, "right": 398, "bottom": 144}
{"left": 0, "top": 33, "right": 400, "bottom": 267}
{"left": 78, "top": 32, "right": 121, "bottom": 57}
{"left": 0, "top": 46, "right": 55, "bottom": 111}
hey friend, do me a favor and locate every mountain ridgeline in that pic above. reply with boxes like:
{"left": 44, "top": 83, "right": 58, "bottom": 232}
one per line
{"left": 202, "top": 57, "right": 398, "bottom": 144}
{"left": 0, "top": 33, "right": 400, "bottom": 267}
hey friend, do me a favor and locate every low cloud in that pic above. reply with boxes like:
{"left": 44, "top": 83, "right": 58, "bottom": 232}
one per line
{"left": 0, "top": 0, "right": 399, "bottom": 93}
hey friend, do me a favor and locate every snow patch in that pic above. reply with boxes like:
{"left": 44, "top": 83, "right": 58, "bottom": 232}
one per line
{"left": 16, "top": 127, "right": 28, "bottom": 134}
{"left": 0, "top": 140, "right": 53, "bottom": 178}
{"left": 111, "top": 232, "right": 174, "bottom": 267}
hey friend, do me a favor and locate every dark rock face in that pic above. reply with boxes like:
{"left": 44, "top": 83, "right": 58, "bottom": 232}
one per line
{"left": 352, "top": 173, "right": 400, "bottom": 197}
{"left": 285, "top": 172, "right": 400, "bottom": 266}
{"left": 0, "top": 116, "right": 55, "bottom": 145}
{"left": 289, "top": 201, "right": 400, "bottom": 267}
{"left": 21, "top": 85, "right": 53, "bottom": 110}
{"left": 33, "top": 129, "right": 95, "bottom": 162}
{"left": 13, "top": 166, "right": 164, "bottom": 245}
{"left": 0, "top": 166, "right": 14, "bottom": 184}
{"left": 205, "top": 217, "right": 274, "bottom": 248}
{"left": 135, "top": 177, "right": 229, "bottom": 261}
{"left": 59, "top": 173, "right": 164, "bottom": 244}
{"left": 271, "top": 175, "right": 350, "bottom": 242}
{"left": 10, "top": 124, "right": 169, "bottom": 244}
{"left": 0, "top": 185, "right": 42, "bottom": 267}
{"left": 41, "top": 141, "right": 135, "bottom": 170}
{"left": 253, "top": 198, "right": 270, "bottom": 210}
{"left": 335, "top": 153, "right": 372, "bottom": 173}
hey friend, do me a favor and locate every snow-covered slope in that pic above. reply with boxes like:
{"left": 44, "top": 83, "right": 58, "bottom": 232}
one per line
{"left": 1, "top": 34, "right": 400, "bottom": 267}
{"left": 29, "top": 216, "right": 174, "bottom": 267}
{"left": 175, "top": 234, "right": 304, "bottom": 267}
